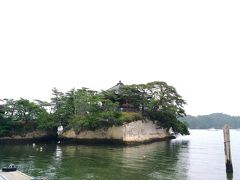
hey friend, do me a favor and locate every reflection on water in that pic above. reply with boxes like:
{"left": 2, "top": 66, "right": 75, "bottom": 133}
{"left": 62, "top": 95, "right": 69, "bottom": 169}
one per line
{"left": 55, "top": 145, "right": 62, "bottom": 161}
{"left": 52, "top": 140, "right": 190, "bottom": 180}
{"left": 1, "top": 130, "right": 240, "bottom": 179}
{"left": 0, "top": 141, "right": 189, "bottom": 179}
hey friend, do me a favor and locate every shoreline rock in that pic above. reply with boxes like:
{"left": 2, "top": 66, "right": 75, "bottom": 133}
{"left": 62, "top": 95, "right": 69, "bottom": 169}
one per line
{"left": 0, "top": 120, "right": 175, "bottom": 145}
{"left": 0, "top": 130, "right": 57, "bottom": 143}
{"left": 59, "top": 120, "right": 175, "bottom": 145}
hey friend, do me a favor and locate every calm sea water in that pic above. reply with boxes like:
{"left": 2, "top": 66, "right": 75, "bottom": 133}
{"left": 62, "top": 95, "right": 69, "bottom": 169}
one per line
{"left": 1, "top": 130, "right": 240, "bottom": 180}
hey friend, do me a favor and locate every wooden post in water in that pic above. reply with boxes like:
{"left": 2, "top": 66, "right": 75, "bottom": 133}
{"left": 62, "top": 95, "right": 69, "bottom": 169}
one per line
{"left": 223, "top": 124, "right": 233, "bottom": 173}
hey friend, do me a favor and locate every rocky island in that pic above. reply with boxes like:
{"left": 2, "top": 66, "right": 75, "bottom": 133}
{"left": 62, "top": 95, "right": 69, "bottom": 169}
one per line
{"left": 0, "top": 81, "right": 189, "bottom": 144}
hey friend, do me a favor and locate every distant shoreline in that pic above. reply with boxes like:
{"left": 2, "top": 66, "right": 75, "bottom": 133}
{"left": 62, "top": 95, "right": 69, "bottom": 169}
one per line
{"left": 180, "top": 113, "right": 240, "bottom": 129}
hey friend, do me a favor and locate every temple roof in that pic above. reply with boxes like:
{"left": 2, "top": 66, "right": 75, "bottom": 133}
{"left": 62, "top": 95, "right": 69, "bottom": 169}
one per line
{"left": 107, "top": 81, "right": 124, "bottom": 94}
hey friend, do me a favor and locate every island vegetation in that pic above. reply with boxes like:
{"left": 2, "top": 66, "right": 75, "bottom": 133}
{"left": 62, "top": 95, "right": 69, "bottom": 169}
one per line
{"left": 0, "top": 81, "right": 189, "bottom": 138}
{"left": 179, "top": 113, "right": 240, "bottom": 129}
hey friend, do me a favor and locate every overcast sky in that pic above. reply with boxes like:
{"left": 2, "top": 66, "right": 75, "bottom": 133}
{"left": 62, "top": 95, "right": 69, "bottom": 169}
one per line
{"left": 0, "top": 1, "right": 240, "bottom": 116}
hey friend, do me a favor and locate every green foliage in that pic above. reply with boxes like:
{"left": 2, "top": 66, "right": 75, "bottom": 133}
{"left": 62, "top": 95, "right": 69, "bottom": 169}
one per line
{"left": 0, "top": 117, "right": 14, "bottom": 137}
{"left": 36, "top": 112, "right": 56, "bottom": 130}
{"left": 66, "top": 81, "right": 188, "bottom": 135}
{"left": 74, "top": 88, "right": 101, "bottom": 115}
{"left": 70, "top": 111, "right": 121, "bottom": 132}
{"left": 105, "top": 81, "right": 188, "bottom": 134}
{"left": 146, "top": 81, "right": 186, "bottom": 117}
{"left": 118, "top": 112, "right": 143, "bottom": 123}
{"left": 0, "top": 98, "right": 56, "bottom": 137}
{"left": 68, "top": 88, "right": 122, "bottom": 132}
{"left": 172, "top": 120, "right": 189, "bottom": 135}
{"left": 147, "top": 110, "right": 189, "bottom": 135}
{"left": 0, "top": 80, "right": 189, "bottom": 136}
{"left": 98, "top": 111, "right": 121, "bottom": 122}
{"left": 50, "top": 88, "right": 75, "bottom": 127}
{"left": 70, "top": 115, "right": 100, "bottom": 132}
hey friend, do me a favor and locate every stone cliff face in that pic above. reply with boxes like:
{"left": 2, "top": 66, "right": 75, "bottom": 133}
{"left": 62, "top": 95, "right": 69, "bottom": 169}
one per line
{"left": 59, "top": 120, "right": 173, "bottom": 144}
{"left": 123, "top": 120, "right": 171, "bottom": 143}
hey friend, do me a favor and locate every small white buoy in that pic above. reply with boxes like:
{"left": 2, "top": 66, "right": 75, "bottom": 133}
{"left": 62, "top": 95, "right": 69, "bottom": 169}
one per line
{"left": 57, "top": 141, "right": 60, "bottom": 144}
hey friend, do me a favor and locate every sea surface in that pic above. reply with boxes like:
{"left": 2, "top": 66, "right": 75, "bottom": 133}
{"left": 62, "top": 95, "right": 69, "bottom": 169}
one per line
{"left": 1, "top": 130, "right": 240, "bottom": 180}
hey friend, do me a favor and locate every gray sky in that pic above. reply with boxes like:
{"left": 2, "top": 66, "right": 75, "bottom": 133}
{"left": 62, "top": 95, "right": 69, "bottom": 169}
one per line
{"left": 0, "top": 0, "right": 240, "bottom": 116}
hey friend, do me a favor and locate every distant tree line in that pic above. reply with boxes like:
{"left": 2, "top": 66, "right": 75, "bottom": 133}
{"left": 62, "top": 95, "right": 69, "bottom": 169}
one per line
{"left": 0, "top": 81, "right": 189, "bottom": 137}
{"left": 179, "top": 113, "right": 240, "bottom": 129}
